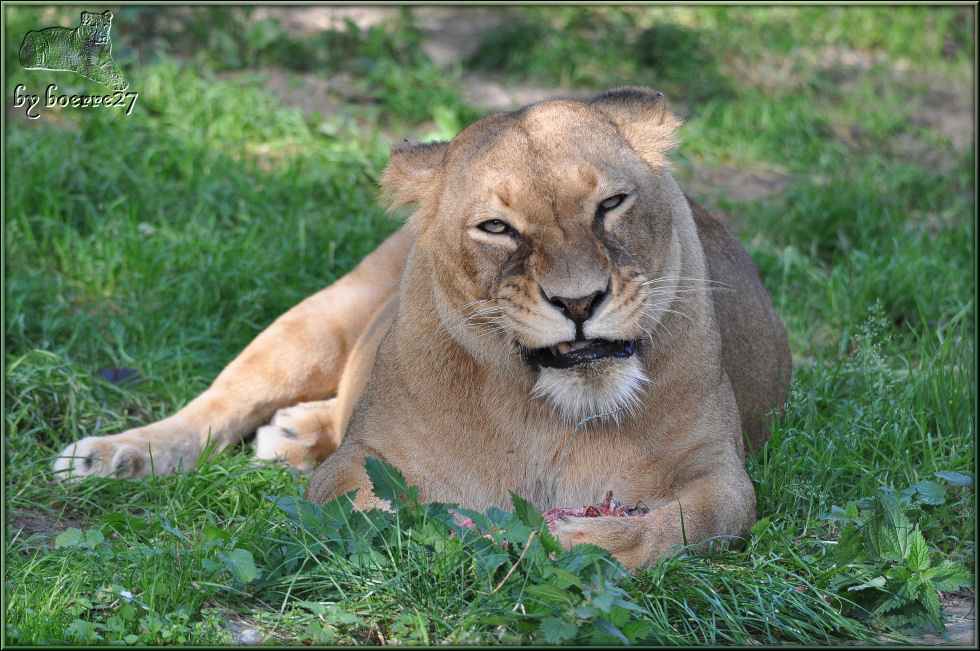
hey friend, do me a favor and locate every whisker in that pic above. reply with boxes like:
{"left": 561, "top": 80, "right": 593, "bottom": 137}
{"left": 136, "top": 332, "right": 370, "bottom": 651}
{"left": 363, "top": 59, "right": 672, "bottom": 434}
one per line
{"left": 642, "top": 276, "right": 731, "bottom": 288}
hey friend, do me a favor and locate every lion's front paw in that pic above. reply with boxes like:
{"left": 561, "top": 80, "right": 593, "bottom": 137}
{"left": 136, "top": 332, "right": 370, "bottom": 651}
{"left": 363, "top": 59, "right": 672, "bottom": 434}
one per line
{"left": 551, "top": 514, "right": 640, "bottom": 550}
{"left": 53, "top": 436, "right": 154, "bottom": 480}
{"left": 254, "top": 399, "right": 339, "bottom": 472}
{"left": 550, "top": 514, "right": 656, "bottom": 570}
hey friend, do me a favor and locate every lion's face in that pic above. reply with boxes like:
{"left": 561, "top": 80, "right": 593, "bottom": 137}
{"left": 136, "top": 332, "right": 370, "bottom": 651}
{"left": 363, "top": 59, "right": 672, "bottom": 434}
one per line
{"left": 383, "top": 88, "right": 687, "bottom": 424}
{"left": 80, "top": 11, "right": 112, "bottom": 44}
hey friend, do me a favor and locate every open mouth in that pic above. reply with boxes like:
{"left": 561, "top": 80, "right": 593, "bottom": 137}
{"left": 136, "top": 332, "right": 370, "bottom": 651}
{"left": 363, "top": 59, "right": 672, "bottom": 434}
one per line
{"left": 522, "top": 339, "right": 636, "bottom": 369}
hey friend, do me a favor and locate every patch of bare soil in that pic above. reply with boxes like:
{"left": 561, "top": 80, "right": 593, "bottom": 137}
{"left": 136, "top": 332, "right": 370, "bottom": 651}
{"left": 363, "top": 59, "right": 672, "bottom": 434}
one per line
{"left": 676, "top": 164, "right": 794, "bottom": 206}
{"left": 920, "top": 88, "right": 974, "bottom": 153}
{"left": 413, "top": 7, "right": 508, "bottom": 68}
{"left": 246, "top": 6, "right": 590, "bottom": 117}
{"left": 923, "top": 591, "right": 975, "bottom": 646}
{"left": 860, "top": 592, "right": 976, "bottom": 647}
{"left": 458, "top": 76, "right": 595, "bottom": 112}
{"left": 7, "top": 507, "right": 90, "bottom": 550}
{"left": 251, "top": 6, "right": 390, "bottom": 36}
{"left": 898, "top": 82, "right": 975, "bottom": 172}
{"left": 815, "top": 46, "right": 973, "bottom": 170}
{"left": 251, "top": 68, "right": 344, "bottom": 119}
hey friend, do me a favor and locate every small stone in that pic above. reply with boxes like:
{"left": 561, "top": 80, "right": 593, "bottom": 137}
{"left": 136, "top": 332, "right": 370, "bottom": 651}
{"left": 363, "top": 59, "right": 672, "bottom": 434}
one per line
{"left": 235, "top": 628, "right": 264, "bottom": 646}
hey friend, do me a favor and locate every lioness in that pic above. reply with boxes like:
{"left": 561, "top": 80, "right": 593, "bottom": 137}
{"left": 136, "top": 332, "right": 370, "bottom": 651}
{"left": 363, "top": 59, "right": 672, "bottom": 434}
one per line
{"left": 19, "top": 10, "right": 128, "bottom": 92}
{"left": 56, "top": 87, "right": 791, "bottom": 570}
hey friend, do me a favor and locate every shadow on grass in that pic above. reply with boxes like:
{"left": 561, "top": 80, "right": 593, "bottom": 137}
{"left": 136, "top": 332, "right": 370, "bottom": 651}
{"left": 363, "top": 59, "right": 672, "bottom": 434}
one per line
{"left": 464, "top": 10, "right": 732, "bottom": 102}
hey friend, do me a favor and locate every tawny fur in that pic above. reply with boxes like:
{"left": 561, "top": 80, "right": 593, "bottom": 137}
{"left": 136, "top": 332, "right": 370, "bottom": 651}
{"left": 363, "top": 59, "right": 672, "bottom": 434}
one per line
{"left": 55, "top": 87, "right": 791, "bottom": 570}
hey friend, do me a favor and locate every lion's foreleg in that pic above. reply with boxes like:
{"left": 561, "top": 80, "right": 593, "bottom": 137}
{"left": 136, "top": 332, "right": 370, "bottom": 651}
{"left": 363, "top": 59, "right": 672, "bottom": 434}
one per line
{"left": 54, "top": 227, "right": 413, "bottom": 480}
{"left": 552, "top": 473, "right": 756, "bottom": 571}
{"left": 303, "top": 439, "right": 391, "bottom": 510}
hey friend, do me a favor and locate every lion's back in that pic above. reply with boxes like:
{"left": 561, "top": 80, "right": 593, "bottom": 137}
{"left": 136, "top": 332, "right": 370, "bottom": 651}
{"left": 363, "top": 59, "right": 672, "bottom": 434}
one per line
{"left": 19, "top": 27, "right": 80, "bottom": 70}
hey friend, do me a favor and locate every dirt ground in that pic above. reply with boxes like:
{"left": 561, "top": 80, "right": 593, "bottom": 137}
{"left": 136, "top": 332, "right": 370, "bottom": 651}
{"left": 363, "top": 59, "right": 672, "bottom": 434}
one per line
{"left": 250, "top": 5, "right": 973, "bottom": 209}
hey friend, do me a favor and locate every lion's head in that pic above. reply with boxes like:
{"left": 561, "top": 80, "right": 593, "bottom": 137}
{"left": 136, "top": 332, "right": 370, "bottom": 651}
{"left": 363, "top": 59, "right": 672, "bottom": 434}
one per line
{"left": 380, "top": 87, "right": 696, "bottom": 425}
{"left": 80, "top": 11, "right": 113, "bottom": 45}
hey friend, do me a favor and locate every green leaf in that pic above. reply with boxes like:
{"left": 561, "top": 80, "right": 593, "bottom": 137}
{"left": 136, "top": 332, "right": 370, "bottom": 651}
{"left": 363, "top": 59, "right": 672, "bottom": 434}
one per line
{"left": 66, "top": 618, "right": 104, "bottom": 642}
{"left": 847, "top": 575, "right": 886, "bottom": 591}
{"left": 500, "top": 521, "right": 535, "bottom": 547}
{"left": 934, "top": 470, "right": 973, "bottom": 486}
{"left": 905, "top": 480, "right": 947, "bottom": 506}
{"left": 905, "top": 528, "right": 930, "bottom": 572}
{"left": 540, "top": 528, "right": 563, "bottom": 556}
{"left": 295, "top": 600, "right": 329, "bottom": 616}
{"left": 927, "top": 560, "right": 974, "bottom": 591}
{"left": 474, "top": 549, "right": 510, "bottom": 576}
{"left": 319, "top": 491, "right": 359, "bottom": 522}
{"left": 833, "top": 524, "right": 865, "bottom": 564}
{"left": 201, "top": 523, "right": 232, "bottom": 542}
{"left": 541, "top": 566, "right": 584, "bottom": 590}
{"left": 877, "top": 492, "right": 910, "bottom": 531}
{"left": 622, "top": 619, "right": 657, "bottom": 643}
{"left": 217, "top": 547, "right": 261, "bottom": 583}
{"left": 539, "top": 616, "right": 578, "bottom": 644}
{"left": 559, "top": 543, "right": 622, "bottom": 579}
{"left": 270, "top": 494, "right": 354, "bottom": 538}
{"left": 54, "top": 527, "right": 84, "bottom": 549}
{"left": 526, "top": 583, "right": 575, "bottom": 607}
{"left": 886, "top": 566, "right": 914, "bottom": 593}
{"left": 591, "top": 589, "right": 616, "bottom": 613}
{"left": 453, "top": 508, "right": 494, "bottom": 533}
{"left": 486, "top": 507, "right": 513, "bottom": 526}
{"left": 866, "top": 517, "right": 904, "bottom": 561}
{"left": 750, "top": 516, "right": 771, "bottom": 535}
{"left": 319, "top": 605, "right": 362, "bottom": 626}
{"left": 919, "top": 587, "right": 946, "bottom": 633}
{"left": 609, "top": 598, "right": 652, "bottom": 615}
{"left": 160, "top": 515, "right": 187, "bottom": 541}
{"left": 510, "top": 491, "right": 546, "bottom": 529}
{"left": 364, "top": 457, "right": 418, "bottom": 507}
{"left": 872, "top": 592, "right": 910, "bottom": 618}
{"left": 100, "top": 512, "right": 148, "bottom": 540}
{"left": 593, "top": 616, "right": 628, "bottom": 644}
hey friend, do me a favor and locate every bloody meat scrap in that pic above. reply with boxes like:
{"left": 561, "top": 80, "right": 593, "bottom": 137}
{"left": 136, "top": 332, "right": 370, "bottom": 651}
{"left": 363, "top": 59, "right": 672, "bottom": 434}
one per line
{"left": 455, "top": 491, "right": 648, "bottom": 541}
{"left": 544, "top": 491, "right": 648, "bottom": 533}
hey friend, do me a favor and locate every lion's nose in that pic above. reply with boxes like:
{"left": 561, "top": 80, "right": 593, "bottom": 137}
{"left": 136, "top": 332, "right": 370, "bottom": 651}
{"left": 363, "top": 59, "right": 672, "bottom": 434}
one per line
{"left": 543, "top": 285, "right": 609, "bottom": 325}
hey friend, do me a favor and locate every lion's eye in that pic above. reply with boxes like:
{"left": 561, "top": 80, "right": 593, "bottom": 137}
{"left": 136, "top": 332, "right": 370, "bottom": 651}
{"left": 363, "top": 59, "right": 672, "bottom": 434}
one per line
{"left": 595, "top": 194, "right": 628, "bottom": 224}
{"left": 477, "top": 219, "right": 514, "bottom": 235}
{"left": 598, "top": 194, "right": 627, "bottom": 213}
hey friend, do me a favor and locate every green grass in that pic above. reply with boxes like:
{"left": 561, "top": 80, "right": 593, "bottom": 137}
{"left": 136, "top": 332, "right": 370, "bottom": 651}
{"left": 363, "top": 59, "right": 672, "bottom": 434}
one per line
{"left": 4, "top": 5, "right": 974, "bottom": 646}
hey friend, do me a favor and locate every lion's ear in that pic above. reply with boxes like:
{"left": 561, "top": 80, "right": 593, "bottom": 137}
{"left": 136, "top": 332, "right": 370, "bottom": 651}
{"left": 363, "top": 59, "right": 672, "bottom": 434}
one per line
{"left": 590, "top": 86, "right": 682, "bottom": 169}
{"left": 380, "top": 139, "right": 449, "bottom": 211}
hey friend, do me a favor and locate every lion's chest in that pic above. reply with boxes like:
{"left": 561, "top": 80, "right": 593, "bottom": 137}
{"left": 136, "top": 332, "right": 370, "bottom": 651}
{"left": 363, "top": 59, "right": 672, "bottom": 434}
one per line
{"left": 405, "top": 421, "right": 665, "bottom": 512}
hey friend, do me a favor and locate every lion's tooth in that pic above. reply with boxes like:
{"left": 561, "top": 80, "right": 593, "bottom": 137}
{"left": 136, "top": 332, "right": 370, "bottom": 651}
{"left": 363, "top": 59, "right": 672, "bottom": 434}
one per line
{"left": 556, "top": 342, "right": 573, "bottom": 355}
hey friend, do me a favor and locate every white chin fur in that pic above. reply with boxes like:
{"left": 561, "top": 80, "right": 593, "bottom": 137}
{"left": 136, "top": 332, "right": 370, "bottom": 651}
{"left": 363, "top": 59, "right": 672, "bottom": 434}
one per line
{"left": 531, "top": 356, "right": 648, "bottom": 426}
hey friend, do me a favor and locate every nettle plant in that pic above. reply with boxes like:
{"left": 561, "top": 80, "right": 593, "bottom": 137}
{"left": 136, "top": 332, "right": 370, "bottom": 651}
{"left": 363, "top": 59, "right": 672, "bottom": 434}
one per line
{"left": 266, "top": 458, "right": 664, "bottom": 645}
{"left": 826, "top": 474, "right": 974, "bottom": 634}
